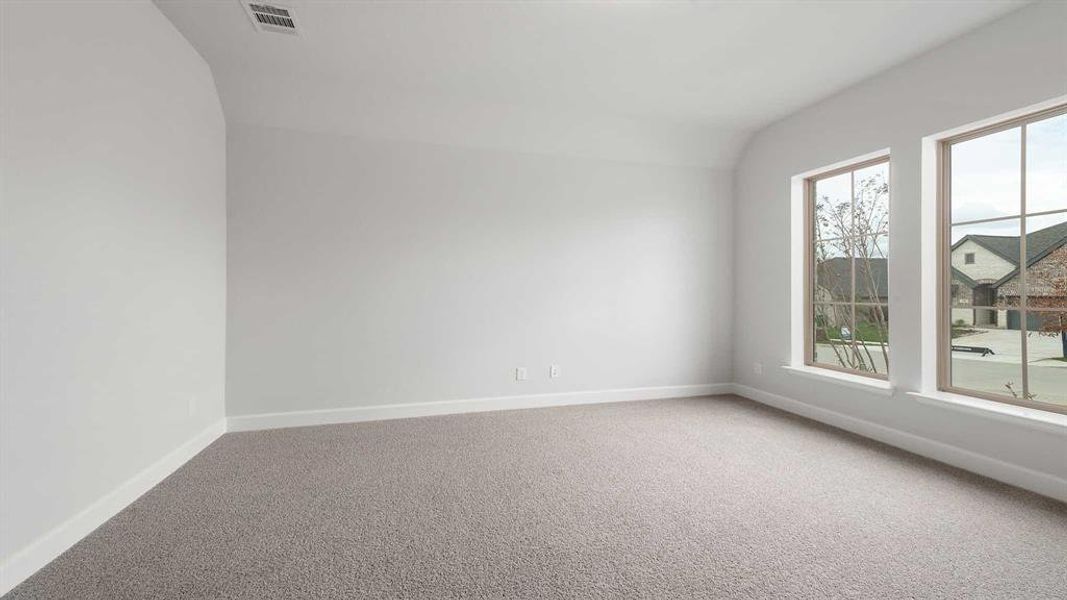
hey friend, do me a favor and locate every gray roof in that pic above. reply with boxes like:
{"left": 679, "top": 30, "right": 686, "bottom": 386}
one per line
{"left": 954, "top": 219, "right": 1067, "bottom": 267}
{"left": 951, "top": 268, "right": 979, "bottom": 289}
{"left": 816, "top": 257, "right": 888, "bottom": 299}
{"left": 815, "top": 221, "right": 1066, "bottom": 297}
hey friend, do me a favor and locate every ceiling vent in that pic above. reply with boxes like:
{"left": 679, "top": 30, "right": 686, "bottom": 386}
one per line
{"left": 242, "top": 1, "right": 299, "bottom": 36}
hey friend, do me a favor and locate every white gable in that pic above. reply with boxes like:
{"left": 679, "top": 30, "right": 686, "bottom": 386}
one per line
{"left": 951, "top": 240, "right": 1016, "bottom": 283}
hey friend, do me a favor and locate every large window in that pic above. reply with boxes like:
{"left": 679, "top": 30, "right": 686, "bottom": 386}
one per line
{"left": 805, "top": 156, "right": 890, "bottom": 378}
{"left": 940, "top": 105, "right": 1066, "bottom": 412}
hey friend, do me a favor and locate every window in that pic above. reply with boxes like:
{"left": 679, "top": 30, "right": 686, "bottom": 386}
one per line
{"left": 939, "top": 104, "right": 1066, "bottom": 413}
{"left": 805, "top": 155, "right": 890, "bottom": 378}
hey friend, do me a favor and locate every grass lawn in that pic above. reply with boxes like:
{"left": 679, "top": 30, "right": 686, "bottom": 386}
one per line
{"left": 816, "top": 322, "right": 888, "bottom": 344}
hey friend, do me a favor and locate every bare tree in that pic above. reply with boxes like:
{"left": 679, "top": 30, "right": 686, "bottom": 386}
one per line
{"left": 812, "top": 171, "right": 890, "bottom": 373}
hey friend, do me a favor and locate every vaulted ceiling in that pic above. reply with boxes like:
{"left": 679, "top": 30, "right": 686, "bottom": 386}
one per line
{"left": 156, "top": 0, "right": 1028, "bottom": 167}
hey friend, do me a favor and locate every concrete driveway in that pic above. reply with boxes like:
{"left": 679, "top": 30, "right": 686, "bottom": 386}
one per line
{"left": 812, "top": 329, "right": 1066, "bottom": 406}
{"left": 952, "top": 328, "right": 1066, "bottom": 406}
{"left": 952, "top": 329, "right": 1066, "bottom": 365}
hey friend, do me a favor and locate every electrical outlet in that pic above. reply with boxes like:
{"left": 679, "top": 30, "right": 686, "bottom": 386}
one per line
{"left": 753, "top": 362, "right": 763, "bottom": 375}
{"left": 515, "top": 367, "right": 528, "bottom": 381}
{"left": 549, "top": 365, "right": 561, "bottom": 378}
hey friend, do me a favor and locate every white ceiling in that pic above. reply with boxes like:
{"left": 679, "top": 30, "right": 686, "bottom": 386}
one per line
{"left": 156, "top": 0, "right": 1028, "bottom": 167}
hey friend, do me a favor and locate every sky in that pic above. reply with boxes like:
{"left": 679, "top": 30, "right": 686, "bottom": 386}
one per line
{"left": 950, "top": 112, "right": 1067, "bottom": 243}
{"left": 813, "top": 161, "right": 888, "bottom": 242}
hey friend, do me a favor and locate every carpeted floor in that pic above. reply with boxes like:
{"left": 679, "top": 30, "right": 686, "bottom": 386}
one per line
{"left": 6, "top": 395, "right": 1066, "bottom": 599}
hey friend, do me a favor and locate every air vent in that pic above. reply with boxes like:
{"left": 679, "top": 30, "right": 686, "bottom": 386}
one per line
{"left": 242, "top": 1, "right": 299, "bottom": 36}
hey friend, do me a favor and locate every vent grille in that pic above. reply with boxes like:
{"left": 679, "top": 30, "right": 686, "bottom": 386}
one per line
{"left": 254, "top": 12, "right": 295, "bottom": 29}
{"left": 249, "top": 3, "right": 289, "bottom": 17}
{"left": 242, "top": 1, "right": 299, "bottom": 35}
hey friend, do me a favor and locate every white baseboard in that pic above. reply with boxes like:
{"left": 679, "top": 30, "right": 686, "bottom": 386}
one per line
{"left": 0, "top": 419, "right": 227, "bottom": 596}
{"left": 4, "top": 381, "right": 1060, "bottom": 596}
{"left": 0, "top": 385, "right": 725, "bottom": 594}
{"left": 227, "top": 383, "right": 731, "bottom": 432}
{"left": 729, "top": 383, "right": 1067, "bottom": 503}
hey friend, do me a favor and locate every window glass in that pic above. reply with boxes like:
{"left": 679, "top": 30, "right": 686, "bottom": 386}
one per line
{"left": 855, "top": 305, "right": 890, "bottom": 374}
{"left": 813, "top": 303, "right": 854, "bottom": 371}
{"left": 814, "top": 172, "right": 852, "bottom": 241}
{"left": 950, "top": 127, "right": 1021, "bottom": 223}
{"left": 808, "top": 157, "right": 890, "bottom": 377}
{"left": 950, "top": 310, "right": 1024, "bottom": 398}
{"left": 949, "top": 220, "right": 1020, "bottom": 310}
{"left": 942, "top": 106, "right": 1066, "bottom": 412}
{"left": 1025, "top": 212, "right": 1067, "bottom": 311}
{"left": 856, "top": 235, "right": 888, "bottom": 303}
{"left": 1026, "top": 112, "right": 1067, "bottom": 215}
{"left": 814, "top": 238, "right": 853, "bottom": 303}
{"left": 1027, "top": 313, "right": 1067, "bottom": 407}
{"left": 854, "top": 162, "right": 889, "bottom": 236}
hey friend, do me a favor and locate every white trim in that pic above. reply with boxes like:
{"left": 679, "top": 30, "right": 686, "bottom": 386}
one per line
{"left": 0, "top": 419, "right": 227, "bottom": 596}
{"left": 792, "top": 148, "right": 893, "bottom": 181}
{"left": 227, "top": 384, "right": 731, "bottom": 432}
{"left": 920, "top": 133, "right": 940, "bottom": 393}
{"left": 781, "top": 364, "right": 894, "bottom": 396}
{"left": 908, "top": 390, "right": 1067, "bottom": 434}
{"left": 790, "top": 173, "right": 806, "bottom": 366}
{"left": 3, "top": 384, "right": 1063, "bottom": 596}
{"left": 0, "top": 385, "right": 724, "bottom": 593}
{"left": 730, "top": 383, "right": 1067, "bottom": 502}
{"left": 924, "top": 95, "right": 1067, "bottom": 144}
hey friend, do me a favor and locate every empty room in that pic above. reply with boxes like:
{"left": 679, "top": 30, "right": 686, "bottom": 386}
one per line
{"left": 1, "top": 0, "right": 1065, "bottom": 598}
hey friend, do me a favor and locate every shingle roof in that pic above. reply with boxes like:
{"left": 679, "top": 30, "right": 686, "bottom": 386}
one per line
{"left": 815, "top": 257, "right": 888, "bottom": 299}
{"left": 1023, "top": 219, "right": 1067, "bottom": 265}
{"left": 955, "top": 219, "right": 1067, "bottom": 267}
{"left": 815, "top": 221, "right": 1066, "bottom": 297}
{"left": 972, "top": 220, "right": 1067, "bottom": 288}
{"left": 951, "top": 268, "right": 979, "bottom": 289}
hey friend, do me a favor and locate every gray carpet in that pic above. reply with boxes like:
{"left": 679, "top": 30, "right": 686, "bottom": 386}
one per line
{"left": 6, "top": 395, "right": 1066, "bottom": 599}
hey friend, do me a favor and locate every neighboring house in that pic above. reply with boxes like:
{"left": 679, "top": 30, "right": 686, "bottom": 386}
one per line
{"left": 815, "top": 221, "right": 1067, "bottom": 330}
{"left": 815, "top": 257, "right": 888, "bottom": 305}
{"left": 813, "top": 256, "right": 890, "bottom": 333}
{"left": 950, "top": 220, "right": 1067, "bottom": 330}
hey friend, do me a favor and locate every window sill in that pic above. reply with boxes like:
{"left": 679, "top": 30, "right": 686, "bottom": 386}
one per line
{"left": 782, "top": 365, "right": 894, "bottom": 396}
{"left": 907, "top": 391, "right": 1067, "bottom": 434}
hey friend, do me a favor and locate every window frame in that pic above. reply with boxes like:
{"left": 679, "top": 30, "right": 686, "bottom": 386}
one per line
{"left": 803, "top": 154, "right": 891, "bottom": 380}
{"left": 936, "top": 103, "right": 1067, "bottom": 415}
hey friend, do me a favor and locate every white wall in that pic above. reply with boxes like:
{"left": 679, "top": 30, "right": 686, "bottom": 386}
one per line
{"left": 734, "top": 1, "right": 1067, "bottom": 479}
{"left": 220, "top": 72, "right": 749, "bottom": 170}
{"left": 952, "top": 241, "right": 1014, "bottom": 283}
{"left": 227, "top": 124, "right": 731, "bottom": 417}
{"left": 0, "top": 0, "right": 226, "bottom": 568}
